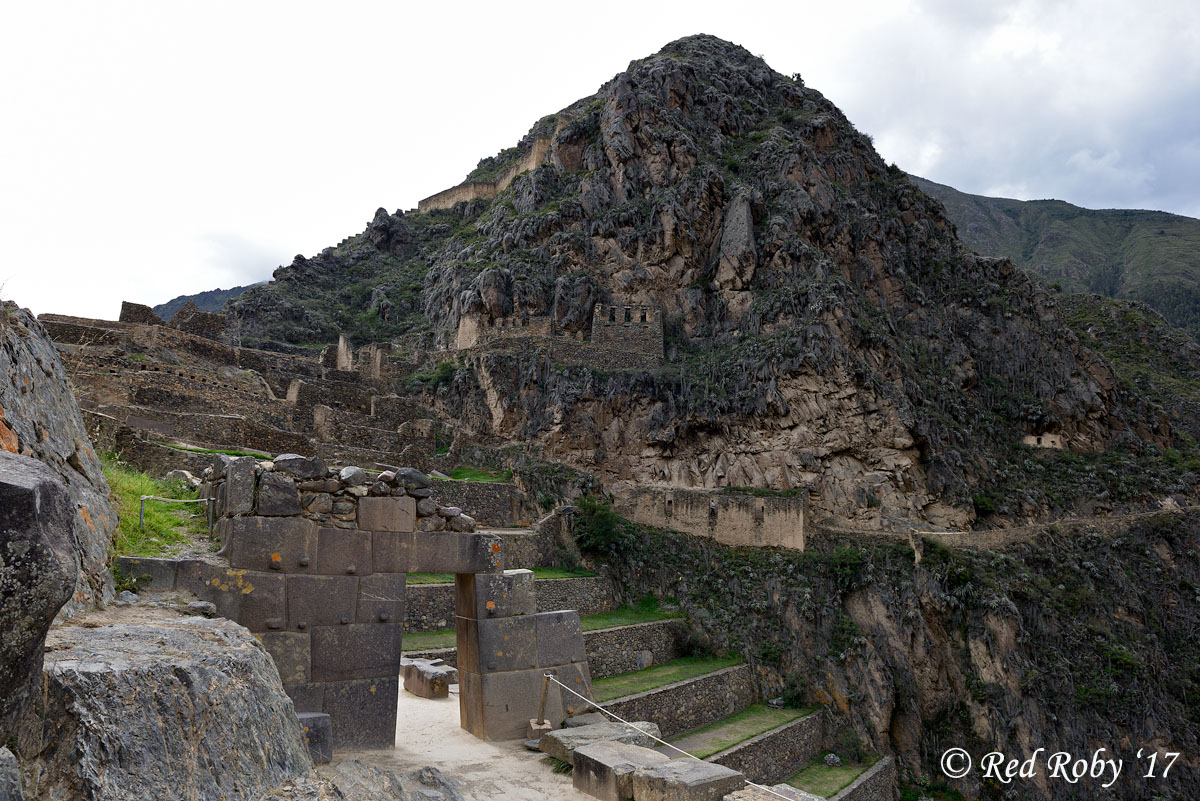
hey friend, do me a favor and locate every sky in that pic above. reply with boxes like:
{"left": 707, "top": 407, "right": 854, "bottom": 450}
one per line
{"left": 2, "top": 0, "right": 1198, "bottom": 318}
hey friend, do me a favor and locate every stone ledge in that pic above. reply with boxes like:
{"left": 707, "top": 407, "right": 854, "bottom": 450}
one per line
{"left": 708, "top": 710, "right": 826, "bottom": 785}
{"left": 603, "top": 664, "right": 758, "bottom": 738}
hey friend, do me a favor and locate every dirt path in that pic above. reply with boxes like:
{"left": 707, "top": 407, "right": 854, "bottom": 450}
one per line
{"left": 332, "top": 687, "right": 593, "bottom": 800}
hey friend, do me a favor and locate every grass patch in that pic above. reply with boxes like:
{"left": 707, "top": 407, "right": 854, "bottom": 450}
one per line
{"left": 786, "top": 756, "right": 878, "bottom": 798}
{"left": 406, "top": 573, "right": 455, "bottom": 585}
{"left": 591, "top": 655, "right": 743, "bottom": 703}
{"left": 441, "top": 465, "right": 513, "bottom": 483}
{"left": 581, "top": 596, "right": 679, "bottom": 632}
{"left": 670, "top": 704, "right": 810, "bottom": 758}
{"left": 152, "top": 441, "right": 271, "bottom": 459}
{"left": 104, "top": 454, "right": 209, "bottom": 557}
{"left": 402, "top": 596, "right": 677, "bottom": 652}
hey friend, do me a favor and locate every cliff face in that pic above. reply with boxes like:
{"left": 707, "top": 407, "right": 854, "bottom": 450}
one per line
{"left": 0, "top": 302, "right": 116, "bottom": 614}
{"left": 228, "top": 35, "right": 1179, "bottom": 527}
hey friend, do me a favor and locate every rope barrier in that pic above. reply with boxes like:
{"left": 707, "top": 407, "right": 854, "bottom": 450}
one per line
{"left": 541, "top": 673, "right": 799, "bottom": 801}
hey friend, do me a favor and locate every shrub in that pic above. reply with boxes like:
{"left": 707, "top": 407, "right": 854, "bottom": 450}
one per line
{"left": 573, "top": 495, "right": 628, "bottom": 555}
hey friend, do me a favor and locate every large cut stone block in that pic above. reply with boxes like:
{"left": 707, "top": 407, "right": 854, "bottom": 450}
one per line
{"left": 539, "top": 721, "right": 663, "bottom": 766}
{"left": 357, "top": 496, "right": 415, "bottom": 533}
{"left": 549, "top": 661, "right": 594, "bottom": 719}
{"left": 255, "top": 472, "right": 301, "bottom": 516}
{"left": 631, "top": 759, "right": 745, "bottom": 801}
{"left": 322, "top": 676, "right": 399, "bottom": 749}
{"left": 225, "top": 456, "right": 257, "bottom": 516}
{"left": 286, "top": 575, "right": 358, "bottom": 630}
{"left": 536, "top": 610, "right": 587, "bottom": 667}
{"left": 402, "top": 657, "right": 457, "bottom": 699}
{"left": 285, "top": 682, "right": 325, "bottom": 712}
{"left": 455, "top": 569, "right": 535, "bottom": 620}
{"left": 357, "top": 573, "right": 406, "bottom": 624}
{"left": 310, "top": 623, "right": 403, "bottom": 682}
{"left": 225, "top": 516, "right": 317, "bottom": 574}
{"left": 573, "top": 741, "right": 671, "bottom": 801}
{"left": 296, "top": 712, "right": 333, "bottom": 764}
{"left": 370, "top": 531, "right": 413, "bottom": 573}
{"left": 315, "top": 528, "right": 372, "bottom": 576}
{"left": 259, "top": 632, "right": 310, "bottom": 685}
{"left": 408, "top": 532, "right": 503, "bottom": 574}
{"left": 177, "top": 561, "right": 286, "bottom": 632}
{"left": 459, "top": 662, "right": 592, "bottom": 741}
{"left": 115, "top": 556, "right": 178, "bottom": 589}
{"left": 456, "top": 615, "right": 538, "bottom": 674}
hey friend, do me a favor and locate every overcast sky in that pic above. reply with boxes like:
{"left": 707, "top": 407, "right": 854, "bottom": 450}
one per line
{"left": 3, "top": 0, "right": 1198, "bottom": 318}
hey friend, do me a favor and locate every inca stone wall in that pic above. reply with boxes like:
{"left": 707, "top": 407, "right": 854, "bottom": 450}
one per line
{"left": 590, "top": 303, "right": 664, "bottom": 361}
{"left": 602, "top": 663, "right": 758, "bottom": 738}
{"left": 709, "top": 711, "right": 826, "bottom": 784}
{"left": 616, "top": 486, "right": 807, "bottom": 551}
{"left": 582, "top": 619, "right": 685, "bottom": 679}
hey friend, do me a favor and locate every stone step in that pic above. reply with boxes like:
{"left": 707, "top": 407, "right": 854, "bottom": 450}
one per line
{"left": 666, "top": 704, "right": 826, "bottom": 786}
{"left": 590, "top": 661, "right": 757, "bottom": 739}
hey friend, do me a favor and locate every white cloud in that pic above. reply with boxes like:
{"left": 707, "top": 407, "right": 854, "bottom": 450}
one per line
{"left": 1, "top": 0, "right": 1198, "bottom": 317}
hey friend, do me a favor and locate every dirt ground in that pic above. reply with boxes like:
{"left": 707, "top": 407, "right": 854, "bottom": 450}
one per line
{"left": 333, "top": 685, "right": 594, "bottom": 801}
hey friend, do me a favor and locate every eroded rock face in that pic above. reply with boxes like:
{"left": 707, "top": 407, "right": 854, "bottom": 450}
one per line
{"left": 0, "top": 302, "right": 116, "bottom": 614}
{"left": 0, "top": 452, "right": 78, "bottom": 749}
{"left": 31, "top": 614, "right": 311, "bottom": 801}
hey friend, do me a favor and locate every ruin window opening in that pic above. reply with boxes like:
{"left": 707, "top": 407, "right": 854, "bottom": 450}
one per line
{"left": 624, "top": 308, "right": 631, "bottom": 323}
{"left": 608, "top": 307, "right": 615, "bottom": 323}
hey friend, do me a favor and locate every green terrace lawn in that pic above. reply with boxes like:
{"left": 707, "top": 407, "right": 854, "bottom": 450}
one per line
{"left": 406, "top": 566, "right": 597, "bottom": 585}
{"left": 787, "top": 756, "right": 879, "bottom": 798}
{"left": 591, "top": 655, "right": 743, "bottom": 703}
{"left": 104, "top": 454, "right": 210, "bottom": 558}
{"left": 668, "top": 704, "right": 811, "bottom": 759}
{"left": 401, "top": 597, "right": 680, "bottom": 652}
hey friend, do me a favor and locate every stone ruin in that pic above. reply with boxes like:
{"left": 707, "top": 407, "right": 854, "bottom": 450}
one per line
{"left": 120, "top": 453, "right": 593, "bottom": 748}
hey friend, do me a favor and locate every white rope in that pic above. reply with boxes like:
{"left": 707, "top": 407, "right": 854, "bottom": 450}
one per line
{"left": 139, "top": 495, "right": 211, "bottom": 503}
{"left": 542, "top": 673, "right": 799, "bottom": 801}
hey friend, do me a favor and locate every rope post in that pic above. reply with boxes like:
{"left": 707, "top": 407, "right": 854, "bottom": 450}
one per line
{"left": 139, "top": 496, "right": 146, "bottom": 532}
{"left": 536, "top": 673, "right": 551, "bottom": 725}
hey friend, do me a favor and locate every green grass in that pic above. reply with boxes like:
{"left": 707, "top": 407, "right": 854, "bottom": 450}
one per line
{"left": 152, "top": 441, "right": 272, "bottom": 458}
{"left": 786, "top": 756, "right": 878, "bottom": 798}
{"left": 591, "top": 655, "right": 743, "bottom": 703}
{"left": 407, "top": 566, "right": 598, "bottom": 585}
{"left": 439, "top": 465, "right": 513, "bottom": 483}
{"left": 669, "top": 704, "right": 810, "bottom": 758}
{"left": 401, "top": 595, "right": 677, "bottom": 652}
{"left": 580, "top": 596, "right": 679, "bottom": 631}
{"left": 103, "top": 454, "right": 210, "bottom": 557}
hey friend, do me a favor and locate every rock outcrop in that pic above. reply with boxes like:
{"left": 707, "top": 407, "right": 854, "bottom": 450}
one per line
{"left": 0, "top": 302, "right": 116, "bottom": 614}
{"left": 0, "top": 453, "right": 78, "bottom": 751}
{"left": 29, "top": 613, "right": 311, "bottom": 801}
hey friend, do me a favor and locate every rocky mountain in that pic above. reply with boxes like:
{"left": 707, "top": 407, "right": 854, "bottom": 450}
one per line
{"left": 912, "top": 175, "right": 1200, "bottom": 336}
{"left": 152, "top": 282, "right": 262, "bottom": 321}
{"left": 223, "top": 34, "right": 1196, "bottom": 530}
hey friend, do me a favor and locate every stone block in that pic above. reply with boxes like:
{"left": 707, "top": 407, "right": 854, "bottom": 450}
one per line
{"left": 225, "top": 516, "right": 317, "bottom": 574}
{"left": 407, "top": 532, "right": 503, "bottom": 574}
{"left": 357, "top": 572, "right": 405, "bottom": 624}
{"left": 176, "top": 561, "right": 286, "bottom": 632}
{"left": 259, "top": 632, "right": 310, "bottom": 685}
{"left": 310, "top": 623, "right": 403, "bottom": 682}
{"left": 371, "top": 531, "right": 413, "bottom": 572}
{"left": 573, "top": 741, "right": 671, "bottom": 801}
{"left": 536, "top": 610, "right": 587, "bottom": 667}
{"left": 565, "top": 712, "right": 608, "bottom": 728}
{"left": 459, "top": 662, "right": 591, "bottom": 741}
{"left": 225, "top": 456, "right": 257, "bottom": 516}
{"left": 286, "top": 575, "right": 358, "bottom": 630}
{"left": 455, "top": 569, "right": 535, "bottom": 621}
{"left": 274, "top": 454, "right": 328, "bottom": 480}
{"left": 115, "top": 556, "right": 178, "bottom": 590}
{"left": 550, "top": 661, "right": 594, "bottom": 719}
{"left": 357, "top": 496, "right": 415, "bottom": 533}
{"left": 457, "top": 615, "right": 538, "bottom": 674}
{"left": 539, "top": 721, "right": 663, "bottom": 766}
{"left": 315, "top": 528, "right": 372, "bottom": 576}
{"left": 322, "top": 676, "right": 399, "bottom": 749}
{"left": 297, "top": 712, "right": 333, "bottom": 764}
{"left": 631, "top": 759, "right": 745, "bottom": 801}
{"left": 285, "top": 682, "right": 324, "bottom": 712}
{"left": 255, "top": 472, "right": 301, "bottom": 516}
{"left": 401, "top": 657, "right": 457, "bottom": 698}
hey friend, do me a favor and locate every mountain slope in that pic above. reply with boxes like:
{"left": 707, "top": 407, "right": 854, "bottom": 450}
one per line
{"left": 227, "top": 34, "right": 1188, "bottom": 530}
{"left": 153, "top": 282, "right": 262, "bottom": 321}
{"left": 912, "top": 175, "right": 1200, "bottom": 335}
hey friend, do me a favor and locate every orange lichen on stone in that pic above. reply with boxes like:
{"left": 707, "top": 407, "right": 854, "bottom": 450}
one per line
{"left": 491, "top": 543, "right": 501, "bottom": 554}
{"left": 0, "top": 406, "right": 18, "bottom": 453}
{"left": 79, "top": 505, "right": 96, "bottom": 533}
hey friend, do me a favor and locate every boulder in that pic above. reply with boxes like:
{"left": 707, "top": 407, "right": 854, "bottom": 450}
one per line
{"left": 539, "top": 721, "right": 663, "bottom": 765}
{"left": 338, "top": 466, "right": 370, "bottom": 487}
{"left": 0, "top": 303, "right": 116, "bottom": 615}
{"left": 394, "top": 467, "right": 431, "bottom": 490}
{"left": 165, "top": 469, "right": 201, "bottom": 488}
{"left": 448, "top": 513, "right": 476, "bottom": 532}
{"left": 631, "top": 758, "right": 745, "bottom": 801}
{"left": 0, "top": 452, "right": 77, "bottom": 747}
{"left": 274, "top": 454, "right": 328, "bottom": 480}
{"left": 0, "top": 746, "right": 23, "bottom": 801}
{"left": 32, "top": 613, "right": 311, "bottom": 801}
